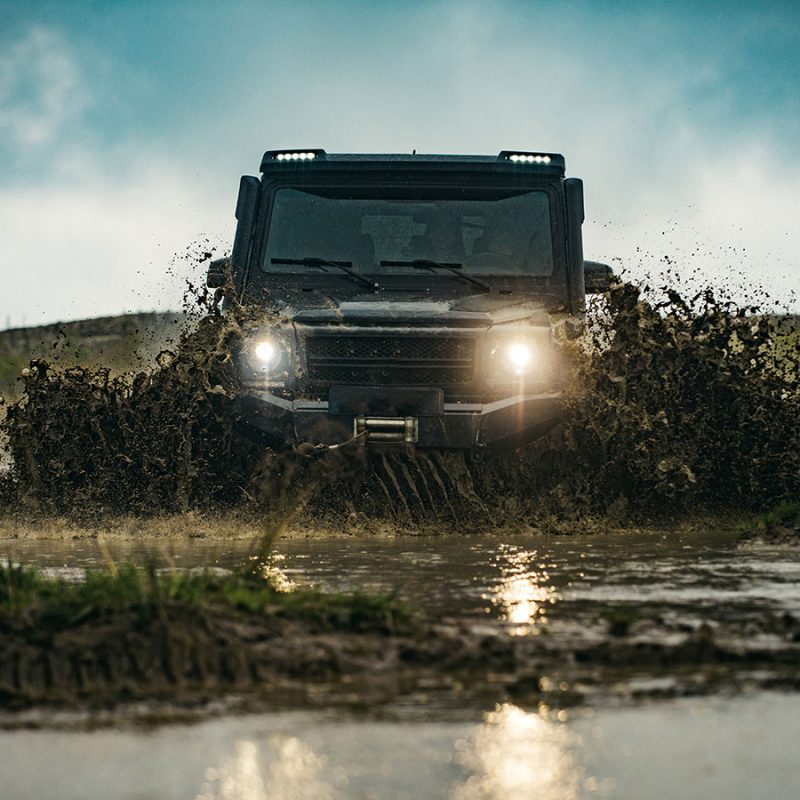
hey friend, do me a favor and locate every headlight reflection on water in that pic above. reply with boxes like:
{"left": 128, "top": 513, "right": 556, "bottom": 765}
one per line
{"left": 452, "top": 704, "right": 584, "bottom": 800}
{"left": 196, "top": 738, "right": 337, "bottom": 800}
{"left": 488, "top": 546, "right": 560, "bottom": 634}
{"left": 192, "top": 706, "right": 611, "bottom": 800}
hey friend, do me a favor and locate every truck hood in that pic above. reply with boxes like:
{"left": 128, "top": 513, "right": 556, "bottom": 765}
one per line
{"left": 281, "top": 293, "right": 550, "bottom": 328}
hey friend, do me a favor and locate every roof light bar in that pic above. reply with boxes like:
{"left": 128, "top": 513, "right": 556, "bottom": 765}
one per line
{"left": 506, "top": 153, "right": 551, "bottom": 164}
{"left": 274, "top": 151, "right": 318, "bottom": 161}
{"left": 260, "top": 149, "right": 327, "bottom": 171}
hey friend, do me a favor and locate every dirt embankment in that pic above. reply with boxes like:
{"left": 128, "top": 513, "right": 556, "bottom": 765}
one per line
{"left": 0, "top": 312, "right": 184, "bottom": 402}
{"left": 3, "top": 585, "right": 800, "bottom": 714}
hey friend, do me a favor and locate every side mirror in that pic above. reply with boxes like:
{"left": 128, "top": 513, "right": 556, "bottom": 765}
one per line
{"left": 564, "top": 178, "right": 585, "bottom": 308}
{"left": 230, "top": 175, "right": 261, "bottom": 294}
{"left": 584, "top": 260, "right": 614, "bottom": 293}
{"left": 206, "top": 257, "right": 229, "bottom": 288}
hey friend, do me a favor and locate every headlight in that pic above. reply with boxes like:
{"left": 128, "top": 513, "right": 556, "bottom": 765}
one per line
{"left": 254, "top": 339, "right": 278, "bottom": 367}
{"left": 485, "top": 327, "right": 552, "bottom": 384}
{"left": 506, "top": 341, "right": 534, "bottom": 374}
{"left": 242, "top": 329, "right": 294, "bottom": 385}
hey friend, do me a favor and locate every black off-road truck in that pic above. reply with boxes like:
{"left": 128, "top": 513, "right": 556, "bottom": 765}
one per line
{"left": 208, "top": 149, "right": 610, "bottom": 452}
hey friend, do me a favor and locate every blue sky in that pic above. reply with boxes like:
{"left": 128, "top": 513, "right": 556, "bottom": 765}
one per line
{"left": 1, "top": 0, "right": 798, "bottom": 326}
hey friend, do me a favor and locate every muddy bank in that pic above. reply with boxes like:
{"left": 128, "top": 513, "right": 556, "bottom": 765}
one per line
{"left": 3, "top": 598, "right": 799, "bottom": 714}
{"left": 2, "top": 560, "right": 799, "bottom": 714}
{"left": 0, "top": 508, "right": 745, "bottom": 541}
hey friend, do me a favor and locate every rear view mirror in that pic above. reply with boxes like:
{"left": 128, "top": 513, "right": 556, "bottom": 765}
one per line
{"left": 584, "top": 260, "right": 614, "bottom": 293}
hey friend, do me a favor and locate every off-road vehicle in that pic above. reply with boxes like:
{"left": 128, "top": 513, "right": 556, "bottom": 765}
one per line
{"left": 207, "top": 149, "right": 610, "bottom": 452}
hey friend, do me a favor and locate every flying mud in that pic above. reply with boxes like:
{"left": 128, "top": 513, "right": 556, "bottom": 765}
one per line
{"left": 1, "top": 279, "right": 797, "bottom": 528}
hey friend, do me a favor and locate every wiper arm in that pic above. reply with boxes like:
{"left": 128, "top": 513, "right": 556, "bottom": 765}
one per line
{"left": 271, "top": 257, "right": 381, "bottom": 291}
{"left": 380, "top": 259, "right": 490, "bottom": 292}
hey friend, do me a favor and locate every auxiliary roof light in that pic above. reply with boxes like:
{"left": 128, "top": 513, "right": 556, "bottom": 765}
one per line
{"left": 274, "top": 151, "right": 318, "bottom": 161}
{"left": 507, "top": 153, "right": 552, "bottom": 164}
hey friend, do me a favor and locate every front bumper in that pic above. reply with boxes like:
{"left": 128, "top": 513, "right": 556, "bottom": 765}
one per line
{"left": 239, "top": 390, "right": 562, "bottom": 451}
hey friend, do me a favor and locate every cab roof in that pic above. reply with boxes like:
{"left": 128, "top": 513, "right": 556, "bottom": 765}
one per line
{"left": 259, "top": 149, "right": 566, "bottom": 177}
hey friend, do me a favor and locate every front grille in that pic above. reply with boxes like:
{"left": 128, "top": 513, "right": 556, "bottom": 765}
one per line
{"left": 305, "top": 335, "right": 476, "bottom": 386}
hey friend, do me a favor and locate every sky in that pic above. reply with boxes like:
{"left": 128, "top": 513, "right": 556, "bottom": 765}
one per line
{"left": 1, "top": 0, "right": 798, "bottom": 328}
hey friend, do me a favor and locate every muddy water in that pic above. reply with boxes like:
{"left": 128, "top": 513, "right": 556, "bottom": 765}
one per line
{"left": 4, "top": 527, "right": 799, "bottom": 628}
{"left": 2, "top": 528, "right": 799, "bottom": 799}
{"left": 1, "top": 693, "right": 799, "bottom": 799}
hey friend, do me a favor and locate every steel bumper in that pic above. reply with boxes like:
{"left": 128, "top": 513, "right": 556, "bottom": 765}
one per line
{"left": 239, "top": 391, "right": 562, "bottom": 451}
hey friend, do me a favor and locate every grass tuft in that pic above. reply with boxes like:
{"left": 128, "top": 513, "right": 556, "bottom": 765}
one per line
{"left": 739, "top": 501, "right": 800, "bottom": 541}
{"left": 0, "top": 560, "right": 411, "bottom": 635}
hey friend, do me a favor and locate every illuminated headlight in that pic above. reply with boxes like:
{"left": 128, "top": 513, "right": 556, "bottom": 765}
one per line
{"left": 250, "top": 337, "right": 283, "bottom": 372}
{"left": 506, "top": 341, "right": 534, "bottom": 374}
{"left": 254, "top": 340, "right": 277, "bottom": 364}
{"left": 240, "top": 329, "right": 296, "bottom": 390}
{"left": 244, "top": 332, "right": 292, "bottom": 379}
{"left": 485, "top": 328, "right": 552, "bottom": 384}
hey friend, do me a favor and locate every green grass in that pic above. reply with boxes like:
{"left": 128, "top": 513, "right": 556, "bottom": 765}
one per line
{"left": 759, "top": 501, "right": 800, "bottom": 530}
{"left": 739, "top": 501, "right": 800, "bottom": 540}
{"left": 0, "top": 561, "right": 411, "bottom": 634}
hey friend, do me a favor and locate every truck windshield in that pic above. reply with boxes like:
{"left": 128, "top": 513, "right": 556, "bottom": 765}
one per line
{"left": 262, "top": 187, "right": 555, "bottom": 278}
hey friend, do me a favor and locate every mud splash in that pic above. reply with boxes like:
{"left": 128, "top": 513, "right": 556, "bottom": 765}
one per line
{"left": 1, "top": 312, "right": 260, "bottom": 515}
{"left": 1, "top": 280, "right": 798, "bottom": 525}
{"left": 493, "top": 282, "right": 800, "bottom": 517}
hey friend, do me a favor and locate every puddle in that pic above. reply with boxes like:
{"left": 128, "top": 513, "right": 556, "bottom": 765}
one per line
{"left": 1, "top": 527, "right": 799, "bottom": 795}
{"left": 3, "top": 528, "right": 796, "bottom": 626}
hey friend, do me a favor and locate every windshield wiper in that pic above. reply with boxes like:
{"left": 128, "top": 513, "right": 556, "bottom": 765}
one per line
{"left": 271, "top": 257, "right": 381, "bottom": 291}
{"left": 380, "top": 259, "right": 490, "bottom": 292}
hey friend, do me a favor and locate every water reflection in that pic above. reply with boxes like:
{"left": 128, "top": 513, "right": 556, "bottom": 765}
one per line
{"left": 193, "top": 708, "right": 596, "bottom": 800}
{"left": 259, "top": 553, "right": 298, "bottom": 593}
{"left": 196, "top": 737, "right": 336, "bottom": 800}
{"left": 451, "top": 704, "right": 586, "bottom": 799}
{"left": 489, "top": 546, "right": 560, "bottom": 634}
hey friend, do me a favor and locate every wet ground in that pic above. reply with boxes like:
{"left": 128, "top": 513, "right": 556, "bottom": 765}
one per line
{"left": 1, "top": 526, "right": 799, "bottom": 797}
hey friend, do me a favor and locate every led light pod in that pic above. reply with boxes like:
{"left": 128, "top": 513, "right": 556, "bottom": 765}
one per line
{"left": 507, "top": 153, "right": 552, "bottom": 164}
{"left": 274, "top": 151, "right": 317, "bottom": 161}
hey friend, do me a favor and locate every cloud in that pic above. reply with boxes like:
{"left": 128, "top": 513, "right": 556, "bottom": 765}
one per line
{"left": 0, "top": 157, "right": 228, "bottom": 328}
{"left": 585, "top": 141, "right": 800, "bottom": 308}
{"left": 0, "top": 3, "right": 797, "bottom": 327}
{"left": 0, "top": 25, "right": 89, "bottom": 149}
